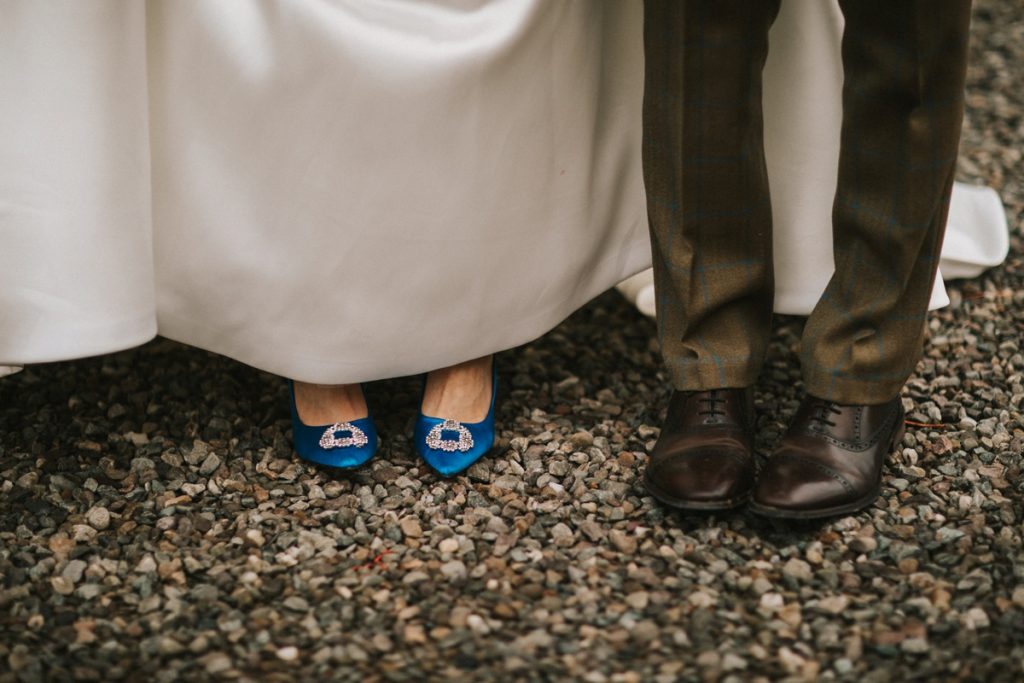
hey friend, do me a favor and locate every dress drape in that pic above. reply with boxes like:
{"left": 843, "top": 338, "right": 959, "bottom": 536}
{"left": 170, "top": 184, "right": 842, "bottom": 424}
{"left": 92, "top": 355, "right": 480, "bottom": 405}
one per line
{"left": 0, "top": 0, "right": 1008, "bottom": 381}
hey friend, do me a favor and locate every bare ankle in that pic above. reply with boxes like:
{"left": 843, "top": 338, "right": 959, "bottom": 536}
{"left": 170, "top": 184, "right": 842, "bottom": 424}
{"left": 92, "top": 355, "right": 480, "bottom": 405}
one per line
{"left": 422, "top": 355, "right": 494, "bottom": 422}
{"left": 292, "top": 382, "right": 368, "bottom": 424}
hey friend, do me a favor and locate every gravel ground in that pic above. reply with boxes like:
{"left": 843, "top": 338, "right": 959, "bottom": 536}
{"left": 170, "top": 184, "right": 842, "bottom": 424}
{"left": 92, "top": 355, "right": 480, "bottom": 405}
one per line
{"left": 2, "top": 3, "right": 1022, "bottom": 682}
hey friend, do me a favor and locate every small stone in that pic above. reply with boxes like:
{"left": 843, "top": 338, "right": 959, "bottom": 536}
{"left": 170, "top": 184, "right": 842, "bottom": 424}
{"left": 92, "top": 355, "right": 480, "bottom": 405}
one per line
{"left": 848, "top": 537, "right": 877, "bottom": 554}
{"left": 135, "top": 555, "right": 157, "bottom": 573}
{"left": 201, "top": 653, "right": 232, "bottom": 674}
{"left": 467, "top": 614, "right": 491, "bottom": 635}
{"left": 722, "top": 653, "right": 747, "bottom": 671}
{"left": 961, "top": 607, "right": 990, "bottom": 630}
{"left": 400, "top": 518, "right": 423, "bottom": 538}
{"left": 625, "top": 591, "right": 649, "bottom": 610}
{"left": 243, "top": 529, "right": 265, "bottom": 548}
{"left": 782, "top": 558, "right": 812, "bottom": 582}
{"left": 130, "top": 456, "right": 154, "bottom": 472}
{"left": 631, "top": 621, "right": 659, "bottom": 643}
{"left": 199, "top": 452, "right": 222, "bottom": 476}
{"left": 16, "top": 472, "right": 38, "bottom": 488}
{"left": 936, "top": 527, "right": 966, "bottom": 543}
{"left": 551, "top": 523, "right": 574, "bottom": 547}
{"left": 777, "top": 647, "right": 806, "bottom": 674}
{"left": 62, "top": 560, "right": 87, "bottom": 584}
{"left": 404, "top": 625, "right": 427, "bottom": 644}
{"left": 72, "top": 620, "right": 96, "bottom": 645}
{"left": 283, "top": 596, "right": 309, "bottom": 612}
{"left": 85, "top": 507, "right": 110, "bottom": 531}
{"left": 548, "top": 461, "right": 570, "bottom": 477}
{"left": 901, "top": 637, "right": 930, "bottom": 654}
{"left": 696, "top": 651, "right": 720, "bottom": 668}
{"left": 181, "top": 482, "right": 205, "bottom": 497}
{"left": 438, "top": 538, "right": 460, "bottom": 554}
{"left": 50, "top": 576, "right": 74, "bottom": 596}
{"left": 76, "top": 584, "right": 103, "bottom": 600}
{"left": 159, "top": 637, "right": 185, "bottom": 656}
{"left": 48, "top": 534, "right": 75, "bottom": 559}
{"left": 759, "top": 593, "right": 784, "bottom": 610}
{"left": 139, "top": 595, "right": 161, "bottom": 614}
{"left": 403, "top": 571, "right": 429, "bottom": 585}
{"left": 190, "top": 635, "right": 210, "bottom": 654}
{"left": 778, "top": 603, "right": 802, "bottom": 628}
{"left": 609, "top": 530, "right": 636, "bottom": 554}
{"left": 125, "top": 431, "right": 149, "bottom": 446}
{"left": 569, "top": 431, "right": 594, "bottom": 448}
{"left": 815, "top": 596, "right": 850, "bottom": 615}
{"left": 579, "top": 520, "right": 605, "bottom": 543}
{"left": 689, "top": 590, "right": 716, "bottom": 608}
{"left": 440, "top": 560, "right": 467, "bottom": 581}
{"left": 898, "top": 558, "right": 919, "bottom": 574}
{"left": 276, "top": 646, "right": 299, "bottom": 662}
{"left": 834, "top": 658, "right": 853, "bottom": 674}
{"left": 394, "top": 476, "right": 418, "bottom": 489}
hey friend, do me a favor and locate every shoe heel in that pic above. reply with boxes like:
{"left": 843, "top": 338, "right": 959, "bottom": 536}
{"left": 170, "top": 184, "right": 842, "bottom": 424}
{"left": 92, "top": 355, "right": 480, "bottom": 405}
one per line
{"left": 890, "top": 417, "right": 906, "bottom": 452}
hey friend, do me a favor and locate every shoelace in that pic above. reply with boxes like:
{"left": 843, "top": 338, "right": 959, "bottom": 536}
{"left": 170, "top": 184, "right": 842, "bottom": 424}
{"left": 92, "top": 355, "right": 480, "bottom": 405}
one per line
{"left": 696, "top": 390, "right": 727, "bottom": 418}
{"left": 810, "top": 400, "right": 843, "bottom": 428}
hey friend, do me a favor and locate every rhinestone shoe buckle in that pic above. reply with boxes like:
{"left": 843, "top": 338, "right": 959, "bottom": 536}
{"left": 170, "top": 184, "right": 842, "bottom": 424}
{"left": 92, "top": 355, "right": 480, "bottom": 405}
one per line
{"left": 425, "top": 419, "right": 474, "bottom": 452}
{"left": 319, "top": 422, "right": 369, "bottom": 449}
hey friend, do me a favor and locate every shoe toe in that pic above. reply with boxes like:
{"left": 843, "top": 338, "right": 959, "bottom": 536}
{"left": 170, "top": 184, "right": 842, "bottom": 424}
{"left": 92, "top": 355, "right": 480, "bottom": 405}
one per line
{"left": 299, "top": 444, "right": 376, "bottom": 469}
{"left": 753, "top": 455, "right": 852, "bottom": 511}
{"left": 645, "top": 450, "right": 753, "bottom": 504}
{"left": 414, "top": 419, "right": 494, "bottom": 477}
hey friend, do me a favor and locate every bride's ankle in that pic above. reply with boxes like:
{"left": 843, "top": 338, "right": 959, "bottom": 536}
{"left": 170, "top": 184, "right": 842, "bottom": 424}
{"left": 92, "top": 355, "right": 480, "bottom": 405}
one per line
{"left": 292, "top": 382, "right": 368, "bottom": 424}
{"left": 422, "top": 356, "right": 494, "bottom": 421}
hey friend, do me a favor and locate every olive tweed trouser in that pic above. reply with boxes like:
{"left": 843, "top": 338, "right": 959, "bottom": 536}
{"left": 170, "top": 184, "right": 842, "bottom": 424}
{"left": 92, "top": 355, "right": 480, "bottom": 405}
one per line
{"left": 642, "top": 0, "right": 972, "bottom": 404}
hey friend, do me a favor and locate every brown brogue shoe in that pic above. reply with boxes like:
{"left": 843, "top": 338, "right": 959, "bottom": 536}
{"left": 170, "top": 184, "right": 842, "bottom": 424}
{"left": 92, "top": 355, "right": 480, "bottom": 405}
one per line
{"left": 643, "top": 388, "right": 757, "bottom": 511}
{"left": 750, "top": 395, "right": 905, "bottom": 520}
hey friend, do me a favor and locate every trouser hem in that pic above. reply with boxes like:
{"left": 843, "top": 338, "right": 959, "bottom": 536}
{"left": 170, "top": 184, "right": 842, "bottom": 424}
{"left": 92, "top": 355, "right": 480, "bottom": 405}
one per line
{"left": 667, "top": 362, "right": 761, "bottom": 392}
{"left": 801, "top": 364, "right": 907, "bottom": 405}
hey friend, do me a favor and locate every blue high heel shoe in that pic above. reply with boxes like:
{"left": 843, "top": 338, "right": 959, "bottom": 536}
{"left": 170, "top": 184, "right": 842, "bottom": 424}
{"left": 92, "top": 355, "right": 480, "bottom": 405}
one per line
{"left": 288, "top": 381, "right": 377, "bottom": 469}
{"left": 414, "top": 364, "right": 497, "bottom": 477}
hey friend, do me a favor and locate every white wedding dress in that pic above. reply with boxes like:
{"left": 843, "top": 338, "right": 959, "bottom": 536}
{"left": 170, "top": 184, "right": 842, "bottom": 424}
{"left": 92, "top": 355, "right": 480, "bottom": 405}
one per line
{"left": 0, "top": 0, "right": 1009, "bottom": 381}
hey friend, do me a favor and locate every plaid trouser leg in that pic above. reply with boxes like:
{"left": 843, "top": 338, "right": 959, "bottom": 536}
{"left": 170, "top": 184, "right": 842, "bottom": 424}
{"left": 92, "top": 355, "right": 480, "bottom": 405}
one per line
{"left": 642, "top": 0, "right": 781, "bottom": 391}
{"left": 801, "top": 0, "right": 972, "bottom": 403}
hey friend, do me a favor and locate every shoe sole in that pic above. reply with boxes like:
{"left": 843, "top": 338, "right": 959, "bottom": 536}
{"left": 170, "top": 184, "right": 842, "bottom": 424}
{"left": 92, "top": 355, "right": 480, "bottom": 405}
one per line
{"left": 643, "top": 475, "right": 751, "bottom": 511}
{"left": 747, "top": 485, "right": 881, "bottom": 520}
{"left": 748, "top": 415, "right": 906, "bottom": 521}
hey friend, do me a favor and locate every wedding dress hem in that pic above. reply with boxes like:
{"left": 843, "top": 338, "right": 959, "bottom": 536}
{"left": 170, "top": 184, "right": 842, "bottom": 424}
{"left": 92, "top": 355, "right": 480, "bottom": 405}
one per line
{"left": 155, "top": 238, "right": 654, "bottom": 385}
{"left": 0, "top": 312, "right": 156, "bottom": 368}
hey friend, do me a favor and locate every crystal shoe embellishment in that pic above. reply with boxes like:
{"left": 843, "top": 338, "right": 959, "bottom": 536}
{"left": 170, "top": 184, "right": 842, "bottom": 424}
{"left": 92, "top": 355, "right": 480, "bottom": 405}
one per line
{"left": 319, "top": 422, "right": 369, "bottom": 449}
{"left": 425, "top": 419, "right": 474, "bottom": 452}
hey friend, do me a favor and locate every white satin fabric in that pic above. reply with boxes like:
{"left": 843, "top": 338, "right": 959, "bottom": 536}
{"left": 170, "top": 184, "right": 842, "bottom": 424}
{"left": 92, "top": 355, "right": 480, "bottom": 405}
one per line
{"left": 146, "top": 0, "right": 649, "bottom": 384}
{"left": 0, "top": 3, "right": 155, "bottom": 368}
{"left": 0, "top": 0, "right": 1009, "bottom": 382}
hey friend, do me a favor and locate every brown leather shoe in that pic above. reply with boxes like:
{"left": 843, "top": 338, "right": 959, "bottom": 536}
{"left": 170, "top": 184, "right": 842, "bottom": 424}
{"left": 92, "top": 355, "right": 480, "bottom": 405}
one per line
{"left": 643, "top": 388, "right": 757, "bottom": 510}
{"left": 749, "top": 395, "right": 906, "bottom": 519}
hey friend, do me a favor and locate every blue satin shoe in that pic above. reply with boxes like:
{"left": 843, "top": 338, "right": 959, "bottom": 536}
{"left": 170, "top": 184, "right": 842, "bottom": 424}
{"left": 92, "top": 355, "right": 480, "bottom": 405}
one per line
{"left": 414, "top": 365, "right": 497, "bottom": 477}
{"left": 288, "top": 381, "right": 377, "bottom": 469}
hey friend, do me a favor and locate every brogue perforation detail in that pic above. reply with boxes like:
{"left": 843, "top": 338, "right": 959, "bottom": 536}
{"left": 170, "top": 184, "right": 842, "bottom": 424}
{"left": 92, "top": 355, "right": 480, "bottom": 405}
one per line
{"left": 808, "top": 403, "right": 900, "bottom": 452}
